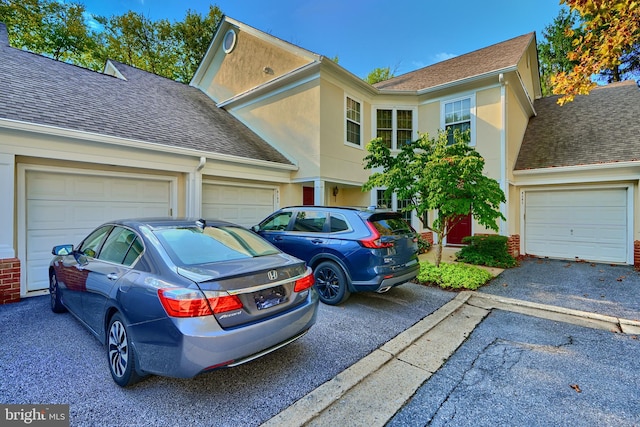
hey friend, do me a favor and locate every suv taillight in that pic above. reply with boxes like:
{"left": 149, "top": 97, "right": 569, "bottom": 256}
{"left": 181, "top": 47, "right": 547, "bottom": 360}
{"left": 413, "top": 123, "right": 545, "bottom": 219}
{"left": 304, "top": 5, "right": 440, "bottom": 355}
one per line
{"left": 158, "top": 288, "right": 243, "bottom": 318}
{"left": 360, "top": 221, "right": 394, "bottom": 249}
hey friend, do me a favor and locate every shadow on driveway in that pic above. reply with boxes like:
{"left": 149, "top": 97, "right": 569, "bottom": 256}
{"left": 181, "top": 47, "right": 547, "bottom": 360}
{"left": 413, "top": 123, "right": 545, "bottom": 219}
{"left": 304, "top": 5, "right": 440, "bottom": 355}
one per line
{"left": 479, "top": 257, "right": 640, "bottom": 322}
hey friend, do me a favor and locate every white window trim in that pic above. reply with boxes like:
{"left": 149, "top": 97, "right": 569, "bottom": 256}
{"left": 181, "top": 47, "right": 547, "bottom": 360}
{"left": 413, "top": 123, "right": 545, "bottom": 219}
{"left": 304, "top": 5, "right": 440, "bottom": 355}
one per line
{"left": 440, "top": 94, "right": 476, "bottom": 146}
{"left": 371, "top": 105, "right": 418, "bottom": 151}
{"left": 370, "top": 187, "right": 419, "bottom": 230}
{"left": 345, "top": 94, "right": 363, "bottom": 149}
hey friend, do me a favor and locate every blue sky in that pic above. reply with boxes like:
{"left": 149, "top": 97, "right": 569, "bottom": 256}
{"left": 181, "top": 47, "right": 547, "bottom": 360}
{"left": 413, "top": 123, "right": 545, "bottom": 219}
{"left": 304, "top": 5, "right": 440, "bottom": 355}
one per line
{"left": 81, "top": 0, "right": 564, "bottom": 79}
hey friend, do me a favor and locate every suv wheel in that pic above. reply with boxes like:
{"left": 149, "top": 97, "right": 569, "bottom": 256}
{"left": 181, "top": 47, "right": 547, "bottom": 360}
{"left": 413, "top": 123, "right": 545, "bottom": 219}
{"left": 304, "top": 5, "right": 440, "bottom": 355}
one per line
{"left": 314, "top": 261, "right": 350, "bottom": 305}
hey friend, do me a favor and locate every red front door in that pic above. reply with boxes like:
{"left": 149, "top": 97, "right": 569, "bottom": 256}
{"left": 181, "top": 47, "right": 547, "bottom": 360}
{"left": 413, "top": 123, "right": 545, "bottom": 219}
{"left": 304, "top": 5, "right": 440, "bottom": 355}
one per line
{"left": 303, "top": 187, "right": 314, "bottom": 205}
{"left": 447, "top": 213, "right": 471, "bottom": 245}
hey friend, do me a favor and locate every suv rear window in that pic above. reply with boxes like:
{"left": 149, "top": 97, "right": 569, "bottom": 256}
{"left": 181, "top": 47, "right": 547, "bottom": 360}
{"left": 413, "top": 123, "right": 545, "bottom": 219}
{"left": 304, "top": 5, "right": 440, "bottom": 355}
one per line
{"left": 368, "top": 214, "right": 413, "bottom": 236}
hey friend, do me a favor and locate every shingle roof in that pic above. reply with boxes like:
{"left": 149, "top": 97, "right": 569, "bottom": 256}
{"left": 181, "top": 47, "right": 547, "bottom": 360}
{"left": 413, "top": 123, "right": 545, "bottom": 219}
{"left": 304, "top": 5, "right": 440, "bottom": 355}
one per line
{"left": 0, "top": 23, "right": 292, "bottom": 165}
{"left": 373, "top": 33, "right": 535, "bottom": 92}
{"left": 515, "top": 80, "right": 640, "bottom": 171}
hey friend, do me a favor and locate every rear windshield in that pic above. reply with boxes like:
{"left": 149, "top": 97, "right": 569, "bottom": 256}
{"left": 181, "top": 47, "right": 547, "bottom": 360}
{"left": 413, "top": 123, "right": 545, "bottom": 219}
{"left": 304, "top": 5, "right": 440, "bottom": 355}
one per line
{"left": 155, "top": 226, "right": 280, "bottom": 266}
{"left": 369, "top": 214, "right": 414, "bottom": 236}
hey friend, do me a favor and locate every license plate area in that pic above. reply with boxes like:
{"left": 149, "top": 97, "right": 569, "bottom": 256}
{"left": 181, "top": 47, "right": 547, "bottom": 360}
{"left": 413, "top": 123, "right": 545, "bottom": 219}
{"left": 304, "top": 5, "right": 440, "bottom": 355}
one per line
{"left": 254, "top": 285, "right": 287, "bottom": 310}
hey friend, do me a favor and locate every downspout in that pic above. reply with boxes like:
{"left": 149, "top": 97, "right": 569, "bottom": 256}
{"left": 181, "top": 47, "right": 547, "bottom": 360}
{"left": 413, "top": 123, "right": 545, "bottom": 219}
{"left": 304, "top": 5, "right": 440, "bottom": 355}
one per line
{"left": 187, "top": 156, "right": 206, "bottom": 218}
{"left": 499, "top": 73, "right": 507, "bottom": 236}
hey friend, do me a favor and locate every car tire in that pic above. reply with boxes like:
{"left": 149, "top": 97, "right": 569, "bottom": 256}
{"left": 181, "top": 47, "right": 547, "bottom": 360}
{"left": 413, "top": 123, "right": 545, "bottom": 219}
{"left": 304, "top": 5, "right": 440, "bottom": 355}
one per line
{"left": 314, "top": 261, "right": 350, "bottom": 305}
{"left": 107, "top": 313, "right": 143, "bottom": 387}
{"left": 49, "top": 271, "right": 66, "bottom": 313}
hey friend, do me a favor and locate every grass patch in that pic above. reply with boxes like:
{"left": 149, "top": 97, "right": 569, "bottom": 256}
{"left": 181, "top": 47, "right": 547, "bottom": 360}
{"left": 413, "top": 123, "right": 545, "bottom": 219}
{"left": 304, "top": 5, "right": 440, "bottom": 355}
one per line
{"left": 417, "top": 261, "right": 494, "bottom": 290}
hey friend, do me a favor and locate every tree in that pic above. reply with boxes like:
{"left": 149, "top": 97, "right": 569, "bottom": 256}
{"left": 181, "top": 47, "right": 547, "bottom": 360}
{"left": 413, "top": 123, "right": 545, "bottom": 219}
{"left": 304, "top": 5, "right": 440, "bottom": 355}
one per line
{"left": 364, "top": 66, "right": 395, "bottom": 84}
{"left": 0, "top": 0, "right": 95, "bottom": 62}
{"left": 538, "top": 7, "right": 583, "bottom": 96}
{"left": 552, "top": 0, "right": 640, "bottom": 105}
{"left": 363, "top": 130, "right": 506, "bottom": 267}
{"left": 171, "top": 6, "right": 222, "bottom": 82}
{"left": 1, "top": 0, "right": 222, "bottom": 82}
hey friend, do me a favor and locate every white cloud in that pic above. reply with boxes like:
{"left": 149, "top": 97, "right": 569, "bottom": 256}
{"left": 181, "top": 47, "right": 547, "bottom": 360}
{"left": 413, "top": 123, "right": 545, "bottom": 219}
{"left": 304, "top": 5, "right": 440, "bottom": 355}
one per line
{"left": 432, "top": 52, "right": 457, "bottom": 64}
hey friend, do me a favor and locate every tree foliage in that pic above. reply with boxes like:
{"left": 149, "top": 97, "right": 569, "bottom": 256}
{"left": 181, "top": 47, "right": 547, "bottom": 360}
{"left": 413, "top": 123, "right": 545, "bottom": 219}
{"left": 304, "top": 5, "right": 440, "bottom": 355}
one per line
{"left": 0, "top": 0, "right": 96, "bottom": 62}
{"left": 362, "top": 130, "right": 505, "bottom": 267}
{"left": 538, "top": 7, "right": 583, "bottom": 96}
{"left": 552, "top": 0, "right": 640, "bottom": 104}
{"left": 0, "top": 0, "right": 222, "bottom": 82}
{"left": 364, "top": 66, "right": 395, "bottom": 85}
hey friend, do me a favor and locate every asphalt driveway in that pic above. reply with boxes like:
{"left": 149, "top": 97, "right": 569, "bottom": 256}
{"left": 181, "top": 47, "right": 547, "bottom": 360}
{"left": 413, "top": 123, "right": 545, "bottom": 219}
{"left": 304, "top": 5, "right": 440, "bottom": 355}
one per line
{"left": 0, "top": 282, "right": 454, "bottom": 426}
{"left": 2, "top": 257, "right": 639, "bottom": 426}
{"left": 478, "top": 257, "right": 640, "bottom": 321}
{"left": 390, "top": 257, "right": 640, "bottom": 426}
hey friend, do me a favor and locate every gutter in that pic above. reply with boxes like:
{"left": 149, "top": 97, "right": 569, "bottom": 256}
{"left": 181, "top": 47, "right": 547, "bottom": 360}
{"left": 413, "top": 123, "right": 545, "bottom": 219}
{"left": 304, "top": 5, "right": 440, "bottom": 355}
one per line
{"left": 0, "top": 118, "right": 298, "bottom": 171}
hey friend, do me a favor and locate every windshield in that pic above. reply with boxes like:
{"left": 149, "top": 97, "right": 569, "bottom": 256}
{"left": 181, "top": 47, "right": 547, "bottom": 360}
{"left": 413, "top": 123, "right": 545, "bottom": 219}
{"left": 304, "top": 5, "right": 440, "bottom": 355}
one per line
{"left": 155, "top": 226, "right": 280, "bottom": 266}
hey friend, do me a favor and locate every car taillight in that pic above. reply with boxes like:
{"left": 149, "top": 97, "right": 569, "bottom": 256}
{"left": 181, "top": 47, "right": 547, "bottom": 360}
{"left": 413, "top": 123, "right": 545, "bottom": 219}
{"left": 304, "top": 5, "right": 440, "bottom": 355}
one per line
{"left": 360, "top": 222, "right": 394, "bottom": 249}
{"left": 158, "top": 288, "right": 243, "bottom": 318}
{"left": 294, "top": 270, "right": 315, "bottom": 292}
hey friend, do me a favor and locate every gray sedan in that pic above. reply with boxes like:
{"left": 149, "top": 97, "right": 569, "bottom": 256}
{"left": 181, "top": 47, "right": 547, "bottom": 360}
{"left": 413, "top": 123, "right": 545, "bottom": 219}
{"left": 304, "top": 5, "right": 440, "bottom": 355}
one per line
{"left": 49, "top": 218, "right": 318, "bottom": 387}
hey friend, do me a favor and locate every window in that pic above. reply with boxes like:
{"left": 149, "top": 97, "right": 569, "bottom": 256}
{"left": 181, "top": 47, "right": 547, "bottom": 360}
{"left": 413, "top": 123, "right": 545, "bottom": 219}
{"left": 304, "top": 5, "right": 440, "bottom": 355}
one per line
{"left": 376, "top": 189, "right": 391, "bottom": 209}
{"left": 375, "top": 108, "right": 414, "bottom": 149}
{"left": 99, "top": 227, "right": 139, "bottom": 265}
{"left": 397, "top": 198, "right": 412, "bottom": 222}
{"left": 444, "top": 97, "right": 471, "bottom": 145}
{"left": 346, "top": 96, "right": 361, "bottom": 146}
{"left": 259, "top": 212, "right": 292, "bottom": 231}
{"left": 329, "top": 213, "right": 349, "bottom": 232}
{"left": 373, "top": 191, "right": 413, "bottom": 223}
{"left": 78, "top": 225, "right": 112, "bottom": 258}
{"left": 293, "top": 211, "right": 327, "bottom": 232}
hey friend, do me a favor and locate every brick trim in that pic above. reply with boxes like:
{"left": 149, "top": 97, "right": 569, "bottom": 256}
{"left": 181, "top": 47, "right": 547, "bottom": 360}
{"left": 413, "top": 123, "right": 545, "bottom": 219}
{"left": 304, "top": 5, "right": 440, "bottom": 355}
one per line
{"left": 507, "top": 234, "right": 520, "bottom": 259}
{"left": 635, "top": 241, "right": 640, "bottom": 271}
{"left": 420, "top": 231, "right": 434, "bottom": 244}
{"left": 0, "top": 257, "right": 21, "bottom": 304}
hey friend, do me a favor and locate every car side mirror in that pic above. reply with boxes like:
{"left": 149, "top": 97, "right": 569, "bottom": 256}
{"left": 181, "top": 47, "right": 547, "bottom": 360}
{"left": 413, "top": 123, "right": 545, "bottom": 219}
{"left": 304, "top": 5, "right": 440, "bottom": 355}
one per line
{"left": 52, "top": 244, "right": 74, "bottom": 256}
{"left": 251, "top": 225, "right": 260, "bottom": 232}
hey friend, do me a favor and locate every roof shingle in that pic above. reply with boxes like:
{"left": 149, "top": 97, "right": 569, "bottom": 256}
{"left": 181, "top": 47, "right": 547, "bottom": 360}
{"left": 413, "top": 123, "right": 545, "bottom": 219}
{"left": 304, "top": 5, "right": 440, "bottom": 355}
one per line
{"left": 374, "top": 33, "right": 534, "bottom": 92}
{"left": 0, "top": 23, "right": 292, "bottom": 166}
{"left": 515, "top": 80, "right": 640, "bottom": 170}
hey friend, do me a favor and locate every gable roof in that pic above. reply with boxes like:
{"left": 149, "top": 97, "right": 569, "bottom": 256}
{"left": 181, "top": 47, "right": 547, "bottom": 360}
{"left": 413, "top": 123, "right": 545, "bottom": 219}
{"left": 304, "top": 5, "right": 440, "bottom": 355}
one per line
{"left": 515, "top": 80, "right": 640, "bottom": 171}
{"left": 373, "top": 33, "right": 535, "bottom": 92}
{"left": 0, "top": 23, "right": 292, "bottom": 166}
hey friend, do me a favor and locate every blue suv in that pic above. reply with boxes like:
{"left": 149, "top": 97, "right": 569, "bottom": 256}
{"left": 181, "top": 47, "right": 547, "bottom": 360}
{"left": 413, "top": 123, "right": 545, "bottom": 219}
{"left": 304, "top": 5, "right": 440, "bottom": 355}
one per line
{"left": 253, "top": 206, "right": 420, "bottom": 305}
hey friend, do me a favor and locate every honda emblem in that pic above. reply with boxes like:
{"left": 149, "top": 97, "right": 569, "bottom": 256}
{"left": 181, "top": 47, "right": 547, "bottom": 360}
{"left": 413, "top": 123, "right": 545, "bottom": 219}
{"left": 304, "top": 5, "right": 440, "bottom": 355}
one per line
{"left": 267, "top": 270, "right": 278, "bottom": 281}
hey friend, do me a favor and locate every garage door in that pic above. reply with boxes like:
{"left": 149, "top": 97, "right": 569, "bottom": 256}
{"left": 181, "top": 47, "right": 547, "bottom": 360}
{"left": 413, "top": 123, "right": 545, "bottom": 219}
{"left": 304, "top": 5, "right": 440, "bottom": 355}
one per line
{"left": 25, "top": 170, "right": 172, "bottom": 293}
{"left": 524, "top": 188, "right": 628, "bottom": 263}
{"left": 202, "top": 183, "right": 276, "bottom": 228}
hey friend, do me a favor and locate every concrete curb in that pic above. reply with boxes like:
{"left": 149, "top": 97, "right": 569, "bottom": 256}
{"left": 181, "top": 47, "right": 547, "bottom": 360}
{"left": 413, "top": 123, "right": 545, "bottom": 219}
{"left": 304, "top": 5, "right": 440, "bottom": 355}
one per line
{"left": 468, "top": 291, "right": 640, "bottom": 334}
{"left": 262, "top": 290, "right": 640, "bottom": 426}
{"left": 261, "top": 293, "right": 474, "bottom": 427}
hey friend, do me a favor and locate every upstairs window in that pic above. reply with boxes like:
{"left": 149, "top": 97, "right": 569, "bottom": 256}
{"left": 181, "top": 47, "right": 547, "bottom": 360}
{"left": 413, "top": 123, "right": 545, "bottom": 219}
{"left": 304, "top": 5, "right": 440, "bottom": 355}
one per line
{"left": 376, "top": 108, "right": 414, "bottom": 149}
{"left": 444, "top": 97, "right": 472, "bottom": 145}
{"left": 346, "top": 96, "right": 361, "bottom": 146}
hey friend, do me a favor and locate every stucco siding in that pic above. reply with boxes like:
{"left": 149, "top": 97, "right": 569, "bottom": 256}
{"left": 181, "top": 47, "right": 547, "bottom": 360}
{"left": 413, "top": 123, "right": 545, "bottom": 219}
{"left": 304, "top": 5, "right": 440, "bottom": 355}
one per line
{"left": 475, "top": 87, "right": 502, "bottom": 182}
{"left": 319, "top": 78, "right": 372, "bottom": 184}
{"left": 200, "top": 29, "right": 313, "bottom": 102}
{"left": 227, "top": 79, "right": 321, "bottom": 180}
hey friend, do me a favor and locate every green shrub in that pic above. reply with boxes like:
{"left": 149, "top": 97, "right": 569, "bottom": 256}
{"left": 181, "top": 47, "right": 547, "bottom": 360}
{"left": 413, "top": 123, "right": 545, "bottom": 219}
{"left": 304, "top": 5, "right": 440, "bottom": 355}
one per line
{"left": 456, "top": 235, "right": 517, "bottom": 268}
{"left": 416, "top": 261, "right": 493, "bottom": 290}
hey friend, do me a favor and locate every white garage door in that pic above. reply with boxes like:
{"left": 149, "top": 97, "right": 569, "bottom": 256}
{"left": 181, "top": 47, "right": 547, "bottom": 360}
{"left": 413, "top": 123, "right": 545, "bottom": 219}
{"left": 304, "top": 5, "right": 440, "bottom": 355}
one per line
{"left": 202, "top": 183, "right": 276, "bottom": 228}
{"left": 525, "top": 188, "right": 628, "bottom": 263}
{"left": 25, "top": 170, "right": 172, "bottom": 293}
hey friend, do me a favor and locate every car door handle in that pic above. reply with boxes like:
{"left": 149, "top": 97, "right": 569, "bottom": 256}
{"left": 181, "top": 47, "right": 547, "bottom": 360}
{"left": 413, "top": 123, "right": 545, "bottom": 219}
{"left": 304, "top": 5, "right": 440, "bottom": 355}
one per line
{"left": 273, "top": 236, "right": 283, "bottom": 241}
{"left": 311, "top": 239, "right": 324, "bottom": 244}
{"left": 107, "top": 273, "right": 119, "bottom": 281}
